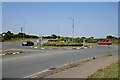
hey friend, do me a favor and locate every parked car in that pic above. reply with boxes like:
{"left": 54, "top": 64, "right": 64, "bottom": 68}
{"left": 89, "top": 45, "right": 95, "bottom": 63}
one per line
{"left": 22, "top": 41, "right": 34, "bottom": 46}
{"left": 98, "top": 40, "right": 112, "bottom": 45}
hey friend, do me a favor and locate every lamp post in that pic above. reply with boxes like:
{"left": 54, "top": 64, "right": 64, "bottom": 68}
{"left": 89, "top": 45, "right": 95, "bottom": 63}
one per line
{"left": 20, "top": 27, "right": 24, "bottom": 39}
{"left": 68, "top": 18, "right": 74, "bottom": 42}
{"left": 23, "top": 22, "right": 25, "bottom": 39}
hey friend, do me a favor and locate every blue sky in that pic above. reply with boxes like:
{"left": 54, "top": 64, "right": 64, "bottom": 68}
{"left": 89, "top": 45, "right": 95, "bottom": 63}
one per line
{"left": 2, "top": 0, "right": 120, "bottom": 2}
{"left": 2, "top": 2, "right": 118, "bottom": 38}
{"left": 0, "top": 3, "right": 1, "bottom": 33}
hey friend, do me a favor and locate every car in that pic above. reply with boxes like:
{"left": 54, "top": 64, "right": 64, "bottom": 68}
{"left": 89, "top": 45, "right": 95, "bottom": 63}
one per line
{"left": 22, "top": 41, "right": 34, "bottom": 46}
{"left": 98, "top": 40, "right": 112, "bottom": 45}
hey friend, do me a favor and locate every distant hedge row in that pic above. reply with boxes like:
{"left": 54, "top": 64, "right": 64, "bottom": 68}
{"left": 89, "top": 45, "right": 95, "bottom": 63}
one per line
{"left": 42, "top": 42, "right": 83, "bottom": 46}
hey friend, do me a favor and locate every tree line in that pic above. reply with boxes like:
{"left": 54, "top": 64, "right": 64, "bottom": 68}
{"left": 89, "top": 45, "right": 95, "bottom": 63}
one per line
{"left": 1, "top": 31, "right": 39, "bottom": 42}
{"left": 0, "top": 31, "right": 119, "bottom": 43}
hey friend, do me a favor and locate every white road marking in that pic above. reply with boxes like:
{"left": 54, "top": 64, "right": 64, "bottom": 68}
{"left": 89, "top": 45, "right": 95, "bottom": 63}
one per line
{"left": 24, "top": 69, "right": 49, "bottom": 78}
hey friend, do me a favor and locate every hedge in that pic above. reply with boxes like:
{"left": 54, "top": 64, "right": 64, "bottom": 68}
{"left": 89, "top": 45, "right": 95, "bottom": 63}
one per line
{"left": 42, "top": 42, "right": 83, "bottom": 46}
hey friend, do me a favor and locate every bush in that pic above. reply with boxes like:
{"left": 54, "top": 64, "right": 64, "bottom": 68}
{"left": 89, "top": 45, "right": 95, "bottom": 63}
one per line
{"left": 42, "top": 42, "right": 83, "bottom": 47}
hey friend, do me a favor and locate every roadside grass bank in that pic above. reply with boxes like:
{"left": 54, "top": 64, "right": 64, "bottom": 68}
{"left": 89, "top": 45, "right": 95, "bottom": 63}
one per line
{"left": 0, "top": 50, "right": 28, "bottom": 55}
{"left": 87, "top": 62, "right": 118, "bottom": 78}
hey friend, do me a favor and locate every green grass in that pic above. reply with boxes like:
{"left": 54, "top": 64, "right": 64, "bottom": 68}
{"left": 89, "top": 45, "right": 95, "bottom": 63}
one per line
{"left": 42, "top": 42, "right": 83, "bottom": 47}
{"left": 84, "top": 43, "right": 97, "bottom": 46}
{"left": 88, "top": 62, "right": 118, "bottom": 78}
{"left": 0, "top": 50, "right": 26, "bottom": 55}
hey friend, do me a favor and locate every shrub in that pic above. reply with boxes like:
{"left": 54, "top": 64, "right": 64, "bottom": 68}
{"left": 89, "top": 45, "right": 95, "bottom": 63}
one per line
{"left": 42, "top": 42, "right": 83, "bottom": 47}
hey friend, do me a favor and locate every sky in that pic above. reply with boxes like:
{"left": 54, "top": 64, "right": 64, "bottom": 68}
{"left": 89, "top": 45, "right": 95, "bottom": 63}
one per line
{"left": 1, "top": 0, "right": 120, "bottom": 2}
{"left": 0, "top": 3, "right": 1, "bottom": 34}
{"left": 2, "top": 2, "right": 118, "bottom": 38}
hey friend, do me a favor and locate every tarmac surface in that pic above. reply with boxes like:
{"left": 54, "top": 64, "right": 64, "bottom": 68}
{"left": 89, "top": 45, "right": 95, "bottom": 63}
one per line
{"left": 2, "top": 44, "right": 118, "bottom": 78}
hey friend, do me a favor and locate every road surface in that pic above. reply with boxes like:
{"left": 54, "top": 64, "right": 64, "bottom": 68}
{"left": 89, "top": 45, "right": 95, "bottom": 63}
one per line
{"left": 2, "top": 45, "right": 118, "bottom": 78}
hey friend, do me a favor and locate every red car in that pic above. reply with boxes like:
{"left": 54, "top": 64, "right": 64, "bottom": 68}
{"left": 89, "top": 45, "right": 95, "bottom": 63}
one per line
{"left": 98, "top": 41, "right": 112, "bottom": 45}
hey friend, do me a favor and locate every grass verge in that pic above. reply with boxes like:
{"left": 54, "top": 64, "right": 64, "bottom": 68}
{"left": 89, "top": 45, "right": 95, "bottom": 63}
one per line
{"left": 88, "top": 62, "right": 118, "bottom": 78}
{"left": 0, "top": 50, "right": 26, "bottom": 55}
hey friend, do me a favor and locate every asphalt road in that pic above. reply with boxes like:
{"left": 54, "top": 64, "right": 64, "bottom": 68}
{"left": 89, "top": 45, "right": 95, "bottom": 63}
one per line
{"left": 2, "top": 45, "right": 118, "bottom": 78}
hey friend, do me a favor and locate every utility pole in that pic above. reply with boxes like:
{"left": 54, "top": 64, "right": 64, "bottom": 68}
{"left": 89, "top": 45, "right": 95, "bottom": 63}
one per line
{"left": 20, "top": 27, "right": 23, "bottom": 38}
{"left": 72, "top": 18, "right": 74, "bottom": 42}
{"left": 21, "top": 27, "right": 23, "bottom": 33}
{"left": 57, "top": 27, "right": 59, "bottom": 39}
{"left": 20, "top": 22, "right": 25, "bottom": 39}
{"left": 68, "top": 18, "right": 74, "bottom": 42}
{"left": 23, "top": 22, "right": 25, "bottom": 39}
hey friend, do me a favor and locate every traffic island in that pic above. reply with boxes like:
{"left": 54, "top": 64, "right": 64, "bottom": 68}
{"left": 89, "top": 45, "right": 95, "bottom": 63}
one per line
{"left": 33, "top": 45, "right": 95, "bottom": 50}
{"left": 0, "top": 50, "right": 27, "bottom": 56}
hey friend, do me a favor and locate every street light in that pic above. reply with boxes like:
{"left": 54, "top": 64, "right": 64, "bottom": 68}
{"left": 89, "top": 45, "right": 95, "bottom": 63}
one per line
{"left": 23, "top": 22, "right": 26, "bottom": 39}
{"left": 68, "top": 18, "right": 74, "bottom": 42}
{"left": 20, "top": 22, "right": 25, "bottom": 39}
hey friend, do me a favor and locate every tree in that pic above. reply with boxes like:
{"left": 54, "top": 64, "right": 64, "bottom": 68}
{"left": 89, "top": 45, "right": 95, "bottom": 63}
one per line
{"left": 106, "top": 35, "right": 113, "bottom": 39}
{"left": 18, "top": 32, "right": 26, "bottom": 38}
{"left": 2, "top": 31, "right": 14, "bottom": 40}
{"left": 7, "top": 31, "right": 12, "bottom": 34}
{"left": 90, "top": 37, "right": 94, "bottom": 39}
{"left": 51, "top": 34, "right": 57, "bottom": 39}
{"left": 81, "top": 37, "right": 86, "bottom": 39}
{"left": 106, "top": 35, "right": 117, "bottom": 39}
{"left": 74, "top": 37, "right": 82, "bottom": 43}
